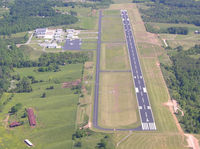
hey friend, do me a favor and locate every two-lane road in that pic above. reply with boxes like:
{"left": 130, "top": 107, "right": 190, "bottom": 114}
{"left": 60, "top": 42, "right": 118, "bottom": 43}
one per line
{"left": 121, "top": 10, "right": 156, "bottom": 130}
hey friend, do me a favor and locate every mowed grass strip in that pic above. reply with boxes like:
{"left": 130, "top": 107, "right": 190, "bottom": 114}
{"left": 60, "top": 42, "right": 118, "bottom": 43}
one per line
{"left": 113, "top": 132, "right": 186, "bottom": 149}
{"left": 140, "top": 56, "right": 178, "bottom": 132}
{"left": 100, "top": 43, "right": 130, "bottom": 70}
{"left": 102, "top": 15, "right": 125, "bottom": 42}
{"left": 0, "top": 64, "right": 83, "bottom": 149}
{"left": 98, "top": 72, "right": 140, "bottom": 129}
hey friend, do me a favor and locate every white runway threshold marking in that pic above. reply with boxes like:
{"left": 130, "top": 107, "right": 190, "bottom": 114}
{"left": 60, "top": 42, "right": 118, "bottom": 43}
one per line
{"left": 142, "top": 123, "right": 156, "bottom": 130}
{"left": 142, "top": 123, "right": 149, "bottom": 130}
{"left": 143, "top": 87, "right": 147, "bottom": 93}
{"left": 135, "top": 87, "right": 139, "bottom": 93}
{"left": 149, "top": 123, "right": 156, "bottom": 130}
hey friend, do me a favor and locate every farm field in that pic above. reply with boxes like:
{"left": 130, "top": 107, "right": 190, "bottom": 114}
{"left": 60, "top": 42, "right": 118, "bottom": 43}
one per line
{"left": 98, "top": 72, "right": 140, "bottom": 129}
{"left": 0, "top": 64, "right": 83, "bottom": 149}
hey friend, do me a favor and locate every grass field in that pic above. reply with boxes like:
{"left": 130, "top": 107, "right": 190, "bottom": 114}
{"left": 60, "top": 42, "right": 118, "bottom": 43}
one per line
{"left": 98, "top": 72, "right": 140, "bottom": 129}
{"left": 102, "top": 16, "right": 125, "bottom": 42}
{"left": 103, "top": 10, "right": 120, "bottom": 16}
{"left": 81, "top": 42, "right": 97, "bottom": 50}
{"left": 100, "top": 43, "right": 130, "bottom": 70}
{"left": 0, "top": 64, "right": 83, "bottom": 149}
{"left": 113, "top": 132, "right": 187, "bottom": 149}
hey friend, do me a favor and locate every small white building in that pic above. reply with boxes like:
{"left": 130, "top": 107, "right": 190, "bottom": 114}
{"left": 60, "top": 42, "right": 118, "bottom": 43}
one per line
{"left": 24, "top": 139, "right": 33, "bottom": 147}
{"left": 35, "top": 28, "right": 47, "bottom": 38}
{"left": 67, "top": 29, "right": 75, "bottom": 34}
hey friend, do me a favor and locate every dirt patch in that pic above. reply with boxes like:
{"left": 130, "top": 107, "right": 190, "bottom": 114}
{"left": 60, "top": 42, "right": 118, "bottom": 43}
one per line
{"left": 2, "top": 114, "right": 10, "bottom": 129}
{"left": 185, "top": 134, "right": 200, "bottom": 149}
{"left": 156, "top": 61, "right": 160, "bottom": 67}
{"left": 62, "top": 79, "right": 81, "bottom": 88}
{"left": 163, "top": 100, "right": 184, "bottom": 135}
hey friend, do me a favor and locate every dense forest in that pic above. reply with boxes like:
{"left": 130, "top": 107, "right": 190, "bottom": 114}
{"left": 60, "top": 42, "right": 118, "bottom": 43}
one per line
{"left": 0, "top": 40, "right": 25, "bottom": 97}
{"left": 138, "top": 0, "right": 200, "bottom": 26}
{"left": 161, "top": 45, "right": 200, "bottom": 133}
{"left": 0, "top": 0, "right": 78, "bottom": 35}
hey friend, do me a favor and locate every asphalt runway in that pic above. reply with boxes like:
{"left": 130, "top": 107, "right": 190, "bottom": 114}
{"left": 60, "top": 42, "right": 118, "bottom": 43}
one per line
{"left": 121, "top": 10, "right": 156, "bottom": 131}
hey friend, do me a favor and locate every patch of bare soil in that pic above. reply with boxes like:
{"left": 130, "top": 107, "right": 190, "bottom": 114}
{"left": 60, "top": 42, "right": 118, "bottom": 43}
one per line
{"left": 62, "top": 79, "right": 81, "bottom": 88}
{"left": 185, "top": 134, "right": 200, "bottom": 149}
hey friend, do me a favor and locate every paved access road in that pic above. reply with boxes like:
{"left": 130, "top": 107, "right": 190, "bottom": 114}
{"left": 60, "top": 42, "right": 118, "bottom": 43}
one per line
{"left": 121, "top": 10, "right": 156, "bottom": 130}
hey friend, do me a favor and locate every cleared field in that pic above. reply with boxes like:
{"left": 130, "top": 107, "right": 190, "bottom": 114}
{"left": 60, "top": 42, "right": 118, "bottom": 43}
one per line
{"left": 102, "top": 16, "right": 125, "bottom": 42}
{"left": 159, "top": 34, "right": 200, "bottom": 50}
{"left": 20, "top": 45, "right": 43, "bottom": 60}
{"left": 100, "top": 43, "right": 130, "bottom": 70}
{"left": 146, "top": 22, "right": 200, "bottom": 35}
{"left": 0, "top": 64, "right": 83, "bottom": 149}
{"left": 98, "top": 72, "right": 140, "bottom": 129}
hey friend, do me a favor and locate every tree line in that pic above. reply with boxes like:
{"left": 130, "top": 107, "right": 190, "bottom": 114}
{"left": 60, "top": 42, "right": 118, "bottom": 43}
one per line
{"left": 0, "top": 0, "right": 78, "bottom": 35}
{"left": 161, "top": 45, "right": 200, "bottom": 133}
{"left": 138, "top": 0, "right": 200, "bottom": 26}
{"left": 145, "top": 24, "right": 189, "bottom": 35}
